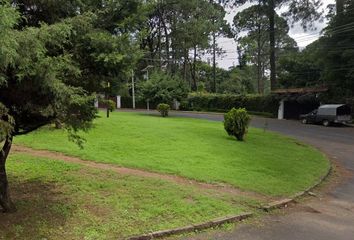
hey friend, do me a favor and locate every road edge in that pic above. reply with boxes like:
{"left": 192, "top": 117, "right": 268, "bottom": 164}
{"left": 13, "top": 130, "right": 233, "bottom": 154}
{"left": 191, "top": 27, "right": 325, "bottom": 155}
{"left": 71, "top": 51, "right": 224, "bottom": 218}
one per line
{"left": 126, "top": 212, "right": 253, "bottom": 240}
{"left": 262, "top": 164, "right": 332, "bottom": 211}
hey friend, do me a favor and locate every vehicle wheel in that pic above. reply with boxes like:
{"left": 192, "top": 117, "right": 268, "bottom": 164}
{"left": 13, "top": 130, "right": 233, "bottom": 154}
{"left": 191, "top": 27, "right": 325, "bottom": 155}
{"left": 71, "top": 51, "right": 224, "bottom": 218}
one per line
{"left": 301, "top": 119, "right": 308, "bottom": 124}
{"left": 322, "top": 120, "right": 330, "bottom": 127}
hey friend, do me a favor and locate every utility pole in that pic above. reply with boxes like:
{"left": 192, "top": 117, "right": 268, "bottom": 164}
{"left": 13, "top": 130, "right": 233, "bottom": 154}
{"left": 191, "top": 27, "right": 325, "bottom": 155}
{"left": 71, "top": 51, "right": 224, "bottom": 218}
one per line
{"left": 213, "top": 31, "right": 216, "bottom": 93}
{"left": 131, "top": 70, "right": 136, "bottom": 110}
{"left": 142, "top": 65, "right": 153, "bottom": 111}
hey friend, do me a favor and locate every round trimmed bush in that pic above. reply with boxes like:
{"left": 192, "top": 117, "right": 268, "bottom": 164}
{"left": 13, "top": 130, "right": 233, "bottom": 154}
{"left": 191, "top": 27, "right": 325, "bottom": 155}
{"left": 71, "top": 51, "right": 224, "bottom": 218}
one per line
{"left": 157, "top": 103, "right": 170, "bottom": 117}
{"left": 224, "top": 108, "right": 251, "bottom": 141}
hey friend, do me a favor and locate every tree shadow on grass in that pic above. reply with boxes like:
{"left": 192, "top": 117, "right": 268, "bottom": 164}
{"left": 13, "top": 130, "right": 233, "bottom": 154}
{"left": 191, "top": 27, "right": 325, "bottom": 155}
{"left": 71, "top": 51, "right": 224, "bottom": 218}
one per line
{"left": 0, "top": 179, "right": 75, "bottom": 239}
{"left": 223, "top": 135, "right": 249, "bottom": 143}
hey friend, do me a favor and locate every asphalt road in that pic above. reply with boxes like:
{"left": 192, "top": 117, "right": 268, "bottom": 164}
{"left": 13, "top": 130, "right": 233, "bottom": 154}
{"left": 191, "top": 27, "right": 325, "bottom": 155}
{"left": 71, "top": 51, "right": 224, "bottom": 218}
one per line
{"left": 167, "top": 111, "right": 354, "bottom": 240}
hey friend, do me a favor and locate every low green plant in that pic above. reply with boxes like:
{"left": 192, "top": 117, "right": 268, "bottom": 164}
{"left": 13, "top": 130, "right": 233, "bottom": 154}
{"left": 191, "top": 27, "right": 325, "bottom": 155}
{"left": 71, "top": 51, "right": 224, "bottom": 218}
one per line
{"left": 101, "top": 99, "right": 116, "bottom": 118}
{"left": 157, "top": 103, "right": 170, "bottom": 117}
{"left": 183, "top": 93, "right": 279, "bottom": 117}
{"left": 138, "top": 71, "right": 188, "bottom": 105}
{"left": 224, "top": 108, "right": 251, "bottom": 141}
{"left": 105, "top": 100, "right": 116, "bottom": 112}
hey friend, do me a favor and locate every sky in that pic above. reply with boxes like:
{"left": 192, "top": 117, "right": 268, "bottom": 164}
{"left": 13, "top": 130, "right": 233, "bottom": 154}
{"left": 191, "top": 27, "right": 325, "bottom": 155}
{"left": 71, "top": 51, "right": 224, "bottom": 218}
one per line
{"left": 214, "top": 0, "right": 336, "bottom": 69}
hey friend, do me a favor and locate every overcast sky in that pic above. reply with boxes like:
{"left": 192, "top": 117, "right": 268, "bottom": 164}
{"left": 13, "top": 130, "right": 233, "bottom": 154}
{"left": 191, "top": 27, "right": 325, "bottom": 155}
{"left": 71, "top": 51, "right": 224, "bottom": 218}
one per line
{"left": 213, "top": 0, "right": 335, "bottom": 69}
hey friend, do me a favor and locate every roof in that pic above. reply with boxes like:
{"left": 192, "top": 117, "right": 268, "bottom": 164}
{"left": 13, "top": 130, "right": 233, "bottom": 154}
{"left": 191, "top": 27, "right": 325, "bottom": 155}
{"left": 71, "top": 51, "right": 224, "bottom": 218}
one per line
{"left": 272, "top": 86, "right": 328, "bottom": 94}
{"left": 319, "top": 104, "right": 347, "bottom": 109}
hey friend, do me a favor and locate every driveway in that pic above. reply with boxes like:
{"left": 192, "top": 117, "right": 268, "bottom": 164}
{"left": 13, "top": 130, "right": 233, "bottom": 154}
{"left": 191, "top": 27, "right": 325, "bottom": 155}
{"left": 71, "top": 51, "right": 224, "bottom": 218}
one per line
{"left": 168, "top": 111, "right": 354, "bottom": 240}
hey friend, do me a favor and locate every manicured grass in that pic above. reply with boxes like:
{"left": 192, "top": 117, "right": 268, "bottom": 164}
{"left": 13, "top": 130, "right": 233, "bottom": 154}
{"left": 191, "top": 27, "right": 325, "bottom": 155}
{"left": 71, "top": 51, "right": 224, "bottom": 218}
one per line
{"left": 2, "top": 153, "right": 250, "bottom": 240}
{"left": 15, "top": 111, "right": 330, "bottom": 196}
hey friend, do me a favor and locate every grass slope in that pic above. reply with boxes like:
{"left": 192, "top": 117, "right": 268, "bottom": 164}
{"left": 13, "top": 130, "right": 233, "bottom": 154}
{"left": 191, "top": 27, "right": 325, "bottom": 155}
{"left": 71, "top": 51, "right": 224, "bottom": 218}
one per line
{"left": 2, "top": 153, "right": 251, "bottom": 240}
{"left": 15, "top": 111, "right": 330, "bottom": 196}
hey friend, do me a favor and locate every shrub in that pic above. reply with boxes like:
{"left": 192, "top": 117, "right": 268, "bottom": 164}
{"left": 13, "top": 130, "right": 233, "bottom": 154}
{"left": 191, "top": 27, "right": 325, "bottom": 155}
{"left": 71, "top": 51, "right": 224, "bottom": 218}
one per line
{"left": 106, "top": 100, "right": 116, "bottom": 112}
{"left": 138, "top": 71, "right": 188, "bottom": 105}
{"left": 183, "top": 93, "right": 279, "bottom": 117}
{"left": 224, "top": 108, "right": 251, "bottom": 141}
{"left": 121, "top": 97, "right": 159, "bottom": 109}
{"left": 157, "top": 103, "right": 170, "bottom": 117}
{"left": 179, "top": 99, "right": 190, "bottom": 111}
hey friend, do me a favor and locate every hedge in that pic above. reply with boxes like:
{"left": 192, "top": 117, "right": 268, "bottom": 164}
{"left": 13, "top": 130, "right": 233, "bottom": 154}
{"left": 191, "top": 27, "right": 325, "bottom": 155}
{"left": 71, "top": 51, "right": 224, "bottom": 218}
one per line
{"left": 180, "top": 93, "right": 280, "bottom": 117}
{"left": 121, "top": 97, "right": 160, "bottom": 109}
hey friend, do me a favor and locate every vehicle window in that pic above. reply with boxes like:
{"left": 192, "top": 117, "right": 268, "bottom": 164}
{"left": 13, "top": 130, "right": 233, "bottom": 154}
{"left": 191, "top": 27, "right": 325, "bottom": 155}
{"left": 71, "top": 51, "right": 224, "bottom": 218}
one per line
{"left": 337, "top": 106, "right": 351, "bottom": 115}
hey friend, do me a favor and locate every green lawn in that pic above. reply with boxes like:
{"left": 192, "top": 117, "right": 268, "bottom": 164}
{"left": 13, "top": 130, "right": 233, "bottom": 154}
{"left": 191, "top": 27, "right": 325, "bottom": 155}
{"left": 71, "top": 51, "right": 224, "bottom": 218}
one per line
{"left": 15, "top": 111, "right": 330, "bottom": 196}
{"left": 2, "top": 153, "right": 251, "bottom": 240}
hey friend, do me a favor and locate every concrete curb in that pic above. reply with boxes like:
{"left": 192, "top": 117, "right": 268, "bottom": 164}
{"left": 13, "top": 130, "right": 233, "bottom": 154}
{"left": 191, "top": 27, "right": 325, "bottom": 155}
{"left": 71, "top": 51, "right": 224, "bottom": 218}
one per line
{"left": 262, "top": 166, "right": 332, "bottom": 211}
{"left": 126, "top": 212, "right": 253, "bottom": 240}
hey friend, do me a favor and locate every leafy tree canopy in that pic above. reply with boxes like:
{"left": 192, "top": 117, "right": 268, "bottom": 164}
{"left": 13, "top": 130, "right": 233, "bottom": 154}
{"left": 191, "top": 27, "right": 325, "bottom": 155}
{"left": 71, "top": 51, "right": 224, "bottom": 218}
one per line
{"left": 138, "top": 71, "right": 189, "bottom": 104}
{"left": 277, "top": 0, "right": 354, "bottom": 102}
{"left": 219, "top": 66, "right": 256, "bottom": 94}
{"left": 0, "top": 0, "right": 144, "bottom": 212}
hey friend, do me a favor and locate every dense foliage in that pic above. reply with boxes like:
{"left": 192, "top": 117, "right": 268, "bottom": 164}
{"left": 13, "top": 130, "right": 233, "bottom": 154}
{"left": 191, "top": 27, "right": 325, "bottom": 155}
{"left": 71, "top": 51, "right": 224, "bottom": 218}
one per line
{"left": 218, "top": 66, "right": 257, "bottom": 94}
{"left": 140, "top": 0, "right": 231, "bottom": 92}
{"left": 224, "top": 0, "right": 323, "bottom": 90}
{"left": 277, "top": 0, "right": 354, "bottom": 104}
{"left": 0, "top": 0, "right": 144, "bottom": 212}
{"left": 182, "top": 93, "right": 279, "bottom": 116}
{"left": 1, "top": 0, "right": 353, "bottom": 213}
{"left": 224, "top": 108, "right": 251, "bottom": 141}
{"left": 233, "top": 4, "right": 298, "bottom": 94}
{"left": 157, "top": 103, "right": 170, "bottom": 117}
{"left": 138, "top": 71, "right": 188, "bottom": 104}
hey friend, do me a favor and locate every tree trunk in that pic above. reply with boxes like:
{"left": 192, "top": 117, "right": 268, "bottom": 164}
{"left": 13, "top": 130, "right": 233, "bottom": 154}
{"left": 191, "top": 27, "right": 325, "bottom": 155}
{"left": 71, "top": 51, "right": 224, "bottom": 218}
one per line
{"left": 212, "top": 31, "right": 217, "bottom": 93}
{"left": 268, "top": 0, "right": 277, "bottom": 91}
{"left": 210, "top": 0, "right": 217, "bottom": 93}
{"left": 191, "top": 46, "right": 198, "bottom": 91}
{"left": 183, "top": 49, "right": 188, "bottom": 82}
{"left": 257, "top": 0, "right": 263, "bottom": 94}
{"left": 161, "top": 17, "right": 170, "bottom": 70}
{"left": 158, "top": 12, "right": 162, "bottom": 69}
{"left": 170, "top": 15, "right": 177, "bottom": 74}
{"left": 261, "top": 63, "right": 266, "bottom": 92}
{"left": 0, "top": 136, "right": 16, "bottom": 213}
{"left": 257, "top": 25, "right": 262, "bottom": 94}
{"left": 54, "top": 119, "right": 63, "bottom": 129}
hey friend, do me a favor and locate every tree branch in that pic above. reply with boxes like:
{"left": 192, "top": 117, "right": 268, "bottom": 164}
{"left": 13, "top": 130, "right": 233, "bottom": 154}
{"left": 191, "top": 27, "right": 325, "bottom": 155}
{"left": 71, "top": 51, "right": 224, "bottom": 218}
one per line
{"left": 14, "top": 122, "right": 49, "bottom": 136}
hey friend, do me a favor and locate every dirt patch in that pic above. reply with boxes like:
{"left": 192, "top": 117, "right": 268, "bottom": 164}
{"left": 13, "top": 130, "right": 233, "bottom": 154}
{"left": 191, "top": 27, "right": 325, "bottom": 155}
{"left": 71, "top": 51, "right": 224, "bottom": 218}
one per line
{"left": 0, "top": 180, "right": 74, "bottom": 240}
{"left": 12, "top": 145, "right": 272, "bottom": 202}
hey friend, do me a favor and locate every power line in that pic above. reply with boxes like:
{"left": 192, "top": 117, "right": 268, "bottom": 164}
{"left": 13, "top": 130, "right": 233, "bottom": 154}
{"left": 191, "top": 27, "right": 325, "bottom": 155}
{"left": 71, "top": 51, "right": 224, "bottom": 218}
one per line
{"left": 325, "top": 21, "right": 354, "bottom": 32}
{"left": 219, "top": 20, "right": 354, "bottom": 47}
{"left": 279, "top": 67, "right": 354, "bottom": 75}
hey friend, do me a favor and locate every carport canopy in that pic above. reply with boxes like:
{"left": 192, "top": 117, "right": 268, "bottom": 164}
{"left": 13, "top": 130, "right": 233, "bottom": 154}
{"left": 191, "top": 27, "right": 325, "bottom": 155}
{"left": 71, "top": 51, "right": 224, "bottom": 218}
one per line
{"left": 318, "top": 104, "right": 351, "bottom": 116}
{"left": 273, "top": 86, "right": 328, "bottom": 120}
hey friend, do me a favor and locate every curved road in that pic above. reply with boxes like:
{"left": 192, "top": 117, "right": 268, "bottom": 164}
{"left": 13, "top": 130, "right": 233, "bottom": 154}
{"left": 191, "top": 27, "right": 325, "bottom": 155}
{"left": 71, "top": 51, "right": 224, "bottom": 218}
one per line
{"left": 168, "top": 111, "right": 354, "bottom": 240}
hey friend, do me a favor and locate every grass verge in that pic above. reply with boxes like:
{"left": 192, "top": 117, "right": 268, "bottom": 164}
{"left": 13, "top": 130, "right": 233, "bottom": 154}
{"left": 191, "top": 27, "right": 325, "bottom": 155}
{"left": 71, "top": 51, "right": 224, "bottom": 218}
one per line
{"left": 15, "top": 111, "right": 330, "bottom": 196}
{"left": 1, "top": 153, "right": 253, "bottom": 240}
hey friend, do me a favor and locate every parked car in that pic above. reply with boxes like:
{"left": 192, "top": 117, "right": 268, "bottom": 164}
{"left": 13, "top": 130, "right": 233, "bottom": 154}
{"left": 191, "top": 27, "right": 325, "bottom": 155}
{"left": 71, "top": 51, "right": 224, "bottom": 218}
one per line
{"left": 300, "top": 104, "right": 352, "bottom": 126}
